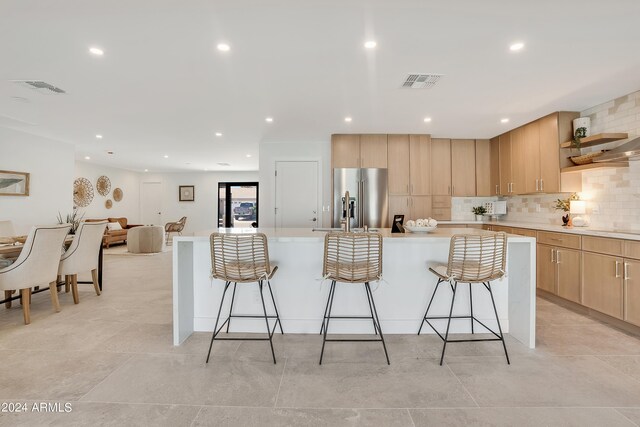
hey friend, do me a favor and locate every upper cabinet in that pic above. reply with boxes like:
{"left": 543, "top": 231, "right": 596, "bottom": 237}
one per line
{"left": 387, "top": 135, "right": 411, "bottom": 195}
{"left": 489, "top": 137, "right": 500, "bottom": 196}
{"left": 475, "top": 139, "right": 491, "bottom": 196}
{"left": 498, "top": 132, "right": 512, "bottom": 196}
{"left": 451, "top": 139, "right": 476, "bottom": 196}
{"left": 331, "top": 134, "right": 388, "bottom": 169}
{"left": 431, "top": 138, "right": 452, "bottom": 196}
{"left": 409, "top": 135, "right": 431, "bottom": 195}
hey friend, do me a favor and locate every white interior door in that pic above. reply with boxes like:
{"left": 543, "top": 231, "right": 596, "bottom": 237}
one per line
{"left": 275, "top": 161, "right": 319, "bottom": 228}
{"left": 141, "top": 182, "right": 162, "bottom": 225}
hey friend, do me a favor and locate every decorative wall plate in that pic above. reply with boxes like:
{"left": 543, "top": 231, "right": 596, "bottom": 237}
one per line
{"left": 96, "top": 175, "right": 111, "bottom": 196}
{"left": 105, "top": 199, "right": 113, "bottom": 209}
{"left": 113, "top": 187, "right": 123, "bottom": 202}
{"left": 73, "top": 177, "right": 94, "bottom": 207}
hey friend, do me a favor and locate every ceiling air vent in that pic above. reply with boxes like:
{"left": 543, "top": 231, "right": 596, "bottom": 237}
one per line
{"left": 401, "top": 74, "right": 443, "bottom": 89}
{"left": 11, "top": 80, "right": 66, "bottom": 95}
{"left": 217, "top": 162, "right": 230, "bottom": 166}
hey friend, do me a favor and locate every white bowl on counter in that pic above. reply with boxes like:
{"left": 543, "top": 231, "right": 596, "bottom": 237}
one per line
{"left": 404, "top": 225, "right": 437, "bottom": 233}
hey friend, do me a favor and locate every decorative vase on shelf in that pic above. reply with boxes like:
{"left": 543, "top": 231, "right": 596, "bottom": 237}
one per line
{"left": 572, "top": 117, "right": 591, "bottom": 138}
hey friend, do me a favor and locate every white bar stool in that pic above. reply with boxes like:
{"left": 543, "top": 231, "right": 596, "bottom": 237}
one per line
{"left": 418, "top": 232, "right": 509, "bottom": 365}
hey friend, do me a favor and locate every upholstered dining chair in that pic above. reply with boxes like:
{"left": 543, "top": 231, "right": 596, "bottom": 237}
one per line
{"left": 0, "top": 224, "right": 71, "bottom": 324}
{"left": 58, "top": 221, "right": 107, "bottom": 304}
{"left": 165, "top": 216, "right": 187, "bottom": 243}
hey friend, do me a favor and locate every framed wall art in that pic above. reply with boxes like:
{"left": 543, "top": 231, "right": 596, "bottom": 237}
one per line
{"left": 0, "top": 170, "right": 30, "bottom": 196}
{"left": 179, "top": 185, "right": 195, "bottom": 202}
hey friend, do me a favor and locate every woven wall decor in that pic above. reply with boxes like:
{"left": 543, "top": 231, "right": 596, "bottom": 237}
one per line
{"left": 113, "top": 187, "right": 123, "bottom": 202}
{"left": 73, "top": 177, "right": 94, "bottom": 207}
{"left": 96, "top": 175, "right": 111, "bottom": 196}
{"left": 105, "top": 199, "right": 113, "bottom": 209}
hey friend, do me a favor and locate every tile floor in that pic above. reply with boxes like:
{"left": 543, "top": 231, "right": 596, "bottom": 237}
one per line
{"left": 1, "top": 249, "right": 640, "bottom": 426}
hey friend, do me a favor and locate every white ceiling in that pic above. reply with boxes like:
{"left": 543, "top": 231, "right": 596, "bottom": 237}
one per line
{"left": 1, "top": 0, "right": 640, "bottom": 172}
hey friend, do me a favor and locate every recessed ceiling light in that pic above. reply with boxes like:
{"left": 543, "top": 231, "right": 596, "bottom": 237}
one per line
{"left": 144, "top": 169, "right": 149, "bottom": 172}
{"left": 217, "top": 43, "right": 230, "bottom": 52}
{"left": 204, "top": 168, "right": 208, "bottom": 171}
{"left": 246, "top": 154, "right": 252, "bottom": 158}
{"left": 501, "top": 118, "right": 510, "bottom": 123}
{"left": 364, "top": 40, "right": 377, "bottom": 49}
{"left": 95, "top": 134, "right": 103, "bottom": 139}
{"left": 89, "top": 47, "right": 104, "bottom": 56}
{"left": 185, "top": 162, "right": 191, "bottom": 165}
{"left": 84, "top": 156, "right": 90, "bottom": 160}
{"left": 423, "top": 117, "right": 432, "bottom": 123}
{"left": 265, "top": 117, "right": 274, "bottom": 123}
{"left": 217, "top": 162, "right": 230, "bottom": 166}
{"left": 163, "top": 154, "right": 169, "bottom": 158}
{"left": 344, "top": 117, "right": 352, "bottom": 123}
{"left": 509, "top": 42, "right": 524, "bottom": 51}
{"left": 215, "top": 132, "right": 222, "bottom": 137}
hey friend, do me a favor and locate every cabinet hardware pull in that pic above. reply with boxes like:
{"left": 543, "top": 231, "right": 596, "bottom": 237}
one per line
{"left": 615, "top": 261, "right": 621, "bottom": 278}
{"left": 406, "top": 198, "right": 409, "bottom": 207}
{"left": 411, "top": 184, "right": 414, "bottom": 194}
{"left": 556, "top": 250, "right": 561, "bottom": 263}
{"left": 495, "top": 184, "right": 499, "bottom": 195}
{"left": 624, "top": 262, "right": 630, "bottom": 280}
{"left": 551, "top": 249, "right": 555, "bottom": 263}
{"left": 536, "top": 179, "right": 539, "bottom": 191}
{"left": 406, "top": 184, "right": 409, "bottom": 194}
{"left": 540, "top": 179, "right": 544, "bottom": 192}
{"left": 448, "top": 185, "right": 451, "bottom": 195}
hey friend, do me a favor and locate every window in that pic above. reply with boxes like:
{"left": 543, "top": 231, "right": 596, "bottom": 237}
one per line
{"left": 217, "top": 182, "right": 259, "bottom": 228}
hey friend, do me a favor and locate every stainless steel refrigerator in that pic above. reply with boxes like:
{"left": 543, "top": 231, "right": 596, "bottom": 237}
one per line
{"left": 332, "top": 168, "right": 389, "bottom": 229}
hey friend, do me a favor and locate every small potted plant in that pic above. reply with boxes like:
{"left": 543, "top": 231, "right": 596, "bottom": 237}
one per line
{"left": 57, "top": 208, "right": 85, "bottom": 234}
{"left": 472, "top": 205, "right": 487, "bottom": 221}
{"left": 554, "top": 193, "right": 579, "bottom": 226}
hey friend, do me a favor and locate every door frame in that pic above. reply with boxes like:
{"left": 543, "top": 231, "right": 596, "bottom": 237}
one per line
{"left": 274, "top": 160, "right": 321, "bottom": 229}
{"left": 217, "top": 182, "right": 259, "bottom": 228}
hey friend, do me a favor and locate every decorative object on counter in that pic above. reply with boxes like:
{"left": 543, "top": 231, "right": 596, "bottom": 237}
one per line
{"left": 405, "top": 218, "right": 438, "bottom": 233}
{"left": 572, "top": 117, "right": 591, "bottom": 148}
{"left": 570, "top": 150, "right": 605, "bottom": 165}
{"left": 0, "top": 170, "right": 30, "bottom": 196}
{"left": 57, "top": 208, "right": 85, "bottom": 234}
{"left": 391, "top": 215, "right": 405, "bottom": 233}
{"left": 570, "top": 200, "right": 588, "bottom": 227}
{"left": 113, "top": 187, "right": 123, "bottom": 202}
{"left": 483, "top": 201, "right": 507, "bottom": 217}
{"left": 179, "top": 185, "right": 195, "bottom": 202}
{"left": 96, "top": 175, "right": 111, "bottom": 196}
{"left": 105, "top": 199, "right": 113, "bottom": 209}
{"left": 73, "top": 177, "right": 94, "bottom": 207}
{"left": 472, "top": 205, "right": 487, "bottom": 221}
{"left": 554, "top": 193, "right": 579, "bottom": 226}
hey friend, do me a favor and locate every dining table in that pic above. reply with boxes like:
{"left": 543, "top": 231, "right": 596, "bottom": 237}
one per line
{"left": 0, "top": 236, "right": 104, "bottom": 305}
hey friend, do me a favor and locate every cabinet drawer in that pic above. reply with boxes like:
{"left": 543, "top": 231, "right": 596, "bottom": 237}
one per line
{"left": 431, "top": 207, "right": 451, "bottom": 220}
{"left": 432, "top": 196, "right": 452, "bottom": 208}
{"left": 537, "top": 231, "right": 581, "bottom": 249}
{"left": 512, "top": 228, "right": 537, "bottom": 238}
{"left": 582, "top": 236, "right": 623, "bottom": 256}
{"left": 491, "top": 225, "right": 512, "bottom": 234}
{"left": 466, "top": 224, "right": 484, "bottom": 229}
{"left": 624, "top": 240, "right": 640, "bottom": 260}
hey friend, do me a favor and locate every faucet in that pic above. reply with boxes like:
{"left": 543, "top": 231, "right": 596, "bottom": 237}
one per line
{"left": 341, "top": 191, "right": 351, "bottom": 232}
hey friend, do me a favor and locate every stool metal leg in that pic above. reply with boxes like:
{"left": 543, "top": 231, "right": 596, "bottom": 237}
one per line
{"left": 469, "top": 282, "right": 474, "bottom": 334}
{"left": 319, "top": 279, "right": 336, "bottom": 335}
{"left": 439, "top": 281, "right": 458, "bottom": 366}
{"left": 364, "top": 282, "right": 379, "bottom": 335}
{"left": 487, "top": 281, "right": 510, "bottom": 364}
{"left": 319, "top": 280, "right": 336, "bottom": 365}
{"left": 365, "top": 282, "right": 390, "bottom": 365}
{"left": 258, "top": 280, "right": 277, "bottom": 364}
{"left": 206, "top": 281, "right": 231, "bottom": 363}
{"left": 226, "top": 282, "right": 237, "bottom": 333}
{"left": 267, "top": 280, "right": 284, "bottom": 334}
{"left": 418, "top": 278, "right": 443, "bottom": 335}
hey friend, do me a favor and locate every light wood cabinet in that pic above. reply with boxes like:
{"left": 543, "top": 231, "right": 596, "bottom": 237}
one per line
{"left": 524, "top": 121, "right": 540, "bottom": 194}
{"left": 510, "top": 127, "right": 527, "bottom": 195}
{"left": 451, "top": 139, "right": 476, "bottom": 196}
{"left": 475, "top": 139, "right": 491, "bottom": 196}
{"left": 556, "top": 248, "right": 581, "bottom": 303}
{"left": 388, "top": 196, "right": 410, "bottom": 226}
{"left": 332, "top": 134, "right": 360, "bottom": 168}
{"left": 582, "top": 252, "right": 624, "bottom": 319}
{"left": 431, "top": 138, "right": 452, "bottom": 196}
{"left": 388, "top": 135, "right": 410, "bottom": 195}
{"left": 410, "top": 196, "right": 432, "bottom": 220}
{"left": 431, "top": 196, "right": 451, "bottom": 221}
{"left": 624, "top": 259, "right": 640, "bottom": 327}
{"left": 537, "top": 244, "right": 557, "bottom": 293}
{"left": 538, "top": 113, "right": 561, "bottom": 193}
{"left": 489, "top": 137, "right": 500, "bottom": 196}
{"left": 360, "top": 134, "right": 388, "bottom": 168}
{"left": 409, "top": 135, "right": 431, "bottom": 195}
{"left": 498, "top": 133, "right": 512, "bottom": 196}
{"left": 511, "top": 227, "right": 537, "bottom": 238}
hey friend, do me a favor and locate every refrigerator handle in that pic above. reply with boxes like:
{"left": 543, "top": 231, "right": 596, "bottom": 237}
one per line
{"left": 358, "top": 180, "right": 364, "bottom": 227}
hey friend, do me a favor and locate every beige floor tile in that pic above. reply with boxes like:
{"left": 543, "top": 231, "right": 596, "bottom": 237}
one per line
{"left": 616, "top": 408, "right": 640, "bottom": 426}
{"left": 0, "top": 401, "right": 200, "bottom": 427}
{"left": 276, "top": 357, "right": 477, "bottom": 408}
{"left": 598, "top": 355, "right": 640, "bottom": 382}
{"left": 446, "top": 355, "right": 640, "bottom": 407}
{"left": 80, "top": 353, "right": 284, "bottom": 406}
{"left": 0, "top": 350, "right": 131, "bottom": 401}
{"left": 192, "top": 406, "right": 413, "bottom": 427}
{"left": 536, "top": 324, "right": 640, "bottom": 356}
{"left": 409, "top": 407, "right": 636, "bottom": 426}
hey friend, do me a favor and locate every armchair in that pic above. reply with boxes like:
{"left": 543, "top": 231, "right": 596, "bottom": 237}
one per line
{"left": 165, "top": 216, "right": 187, "bottom": 242}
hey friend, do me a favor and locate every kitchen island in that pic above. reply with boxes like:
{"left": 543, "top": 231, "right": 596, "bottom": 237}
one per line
{"left": 173, "top": 228, "right": 536, "bottom": 348}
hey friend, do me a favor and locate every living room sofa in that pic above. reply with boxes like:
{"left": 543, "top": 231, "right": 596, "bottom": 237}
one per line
{"left": 86, "top": 217, "right": 142, "bottom": 248}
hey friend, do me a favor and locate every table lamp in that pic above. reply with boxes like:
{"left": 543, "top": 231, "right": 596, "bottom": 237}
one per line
{"left": 570, "top": 200, "right": 587, "bottom": 227}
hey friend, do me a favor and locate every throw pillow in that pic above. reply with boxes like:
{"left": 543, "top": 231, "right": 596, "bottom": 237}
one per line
{"left": 107, "top": 222, "right": 122, "bottom": 231}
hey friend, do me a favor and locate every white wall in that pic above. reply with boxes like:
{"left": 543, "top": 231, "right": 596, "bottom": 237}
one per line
{"left": 74, "top": 161, "right": 142, "bottom": 222}
{"left": 0, "top": 128, "right": 74, "bottom": 234}
{"left": 259, "top": 141, "right": 331, "bottom": 228}
{"left": 142, "top": 171, "right": 258, "bottom": 234}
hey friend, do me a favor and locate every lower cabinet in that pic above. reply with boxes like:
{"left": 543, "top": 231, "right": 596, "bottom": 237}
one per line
{"left": 536, "top": 244, "right": 581, "bottom": 303}
{"left": 582, "top": 252, "right": 624, "bottom": 319}
{"left": 624, "top": 259, "right": 640, "bottom": 326}
{"left": 537, "top": 244, "right": 557, "bottom": 293}
{"left": 387, "top": 195, "right": 432, "bottom": 226}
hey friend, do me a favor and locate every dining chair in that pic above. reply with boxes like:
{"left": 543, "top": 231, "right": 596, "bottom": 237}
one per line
{"left": 58, "top": 221, "right": 108, "bottom": 304}
{"left": 165, "top": 216, "right": 187, "bottom": 243}
{"left": 0, "top": 224, "right": 71, "bottom": 324}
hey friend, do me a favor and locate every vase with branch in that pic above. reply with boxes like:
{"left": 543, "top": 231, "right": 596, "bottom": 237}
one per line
{"left": 554, "top": 193, "right": 579, "bottom": 226}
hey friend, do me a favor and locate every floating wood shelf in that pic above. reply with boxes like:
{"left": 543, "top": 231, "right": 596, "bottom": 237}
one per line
{"left": 561, "top": 161, "right": 629, "bottom": 173}
{"left": 560, "top": 133, "right": 628, "bottom": 149}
